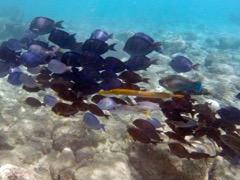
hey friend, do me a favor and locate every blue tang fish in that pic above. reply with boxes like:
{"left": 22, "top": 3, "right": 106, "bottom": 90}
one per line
{"left": 90, "top": 29, "right": 112, "bottom": 42}
{"left": 29, "top": 17, "right": 64, "bottom": 35}
{"left": 146, "top": 118, "right": 161, "bottom": 129}
{"left": 48, "top": 59, "right": 71, "bottom": 74}
{"left": 83, "top": 112, "right": 105, "bottom": 131}
{"left": 97, "top": 97, "right": 116, "bottom": 110}
{"left": 43, "top": 94, "right": 58, "bottom": 107}
{"left": 169, "top": 55, "right": 200, "bottom": 73}
{"left": 217, "top": 106, "right": 240, "bottom": 125}
{"left": 7, "top": 71, "right": 23, "bottom": 86}
{"left": 0, "top": 61, "right": 10, "bottom": 77}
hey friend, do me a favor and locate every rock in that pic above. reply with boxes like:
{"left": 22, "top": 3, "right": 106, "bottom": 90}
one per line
{"left": 25, "top": 137, "right": 53, "bottom": 155}
{"left": 8, "top": 119, "right": 53, "bottom": 144}
{"left": 74, "top": 152, "right": 131, "bottom": 180}
{"left": 205, "top": 37, "right": 219, "bottom": 47}
{"left": 52, "top": 121, "right": 105, "bottom": 152}
{"left": 48, "top": 148, "right": 76, "bottom": 180}
{"left": 13, "top": 145, "right": 43, "bottom": 165}
{"left": 0, "top": 164, "right": 40, "bottom": 180}
{"left": 183, "top": 31, "right": 198, "bottom": 41}
{"left": 163, "top": 36, "right": 188, "bottom": 54}
{"left": 59, "top": 148, "right": 76, "bottom": 167}
{"left": 0, "top": 131, "right": 14, "bottom": 150}
{"left": 75, "top": 147, "right": 96, "bottom": 163}
{"left": 216, "top": 36, "right": 240, "bottom": 50}
{"left": 208, "top": 64, "right": 235, "bottom": 75}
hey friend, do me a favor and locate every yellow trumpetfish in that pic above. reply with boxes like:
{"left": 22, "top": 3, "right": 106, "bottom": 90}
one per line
{"left": 98, "top": 88, "right": 184, "bottom": 100}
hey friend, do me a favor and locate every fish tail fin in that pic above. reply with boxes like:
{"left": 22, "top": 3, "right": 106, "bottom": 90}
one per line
{"left": 153, "top": 42, "right": 162, "bottom": 54}
{"left": 109, "top": 43, "right": 117, "bottom": 51}
{"left": 193, "top": 82, "right": 202, "bottom": 92}
{"left": 70, "top": 34, "right": 76, "bottom": 40}
{"left": 150, "top": 59, "right": 158, "bottom": 65}
{"left": 100, "top": 124, "right": 106, "bottom": 132}
{"left": 192, "top": 63, "right": 200, "bottom": 71}
{"left": 104, "top": 115, "right": 110, "bottom": 119}
{"left": 142, "top": 78, "right": 150, "bottom": 83}
{"left": 108, "top": 33, "right": 113, "bottom": 39}
{"left": 55, "top": 20, "right": 64, "bottom": 29}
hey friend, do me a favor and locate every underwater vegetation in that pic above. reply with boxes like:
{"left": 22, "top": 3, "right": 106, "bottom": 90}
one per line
{"left": 1, "top": 16, "right": 240, "bottom": 177}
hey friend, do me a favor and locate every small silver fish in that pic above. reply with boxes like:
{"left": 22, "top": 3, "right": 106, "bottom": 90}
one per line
{"left": 146, "top": 118, "right": 161, "bottom": 129}
{"left": 97, "top": 97, "right": 116, "bottom": 110}
{"left": 48, "top": 59, "right": 71, "bottom": 74}
{"left": 83, "top": 112, "right": 105, "bottom": 131}
{"left": 137, "top": 101, "right": 160, "bottom": 111}
{"left": 109, "top": 104, "right": 147, "bottom": 115}
{"left": 43, "top": 94, "right": 58, "bottom": 107}
{"left": 20, "top": 73, "right": 38, "bottom": 88}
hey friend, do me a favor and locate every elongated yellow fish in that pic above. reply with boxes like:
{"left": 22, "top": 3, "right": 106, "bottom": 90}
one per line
{"left": 98, "top": 88, "right": 184, "bottom": 100}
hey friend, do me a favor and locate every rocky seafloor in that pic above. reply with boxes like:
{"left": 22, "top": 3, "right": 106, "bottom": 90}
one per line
{"left": 0, "top": 17, "right": 240, "bottom": 180}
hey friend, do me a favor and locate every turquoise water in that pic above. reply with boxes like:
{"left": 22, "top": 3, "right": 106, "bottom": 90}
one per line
{"left": 1, "top": 1, "right": 240, "bottom": 179}
{"left": 2, "top": 0, "right": 240, "bottom": 32}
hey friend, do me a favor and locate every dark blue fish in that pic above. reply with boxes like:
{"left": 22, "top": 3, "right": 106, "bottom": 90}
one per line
{"left": 71, "top": 80, "right": 101, "bottom": 96}
{"left": 90, "top": 29, "right": 112, "bottom": 42}
{"left": 48, "top": 29, "right": 76, "bottom": 49}
{"left": 61, "top": 51, "right": 83, "bottom": 67}
{"left": 236, "top": 92, "right": 240, "bottom": 100}
{"left": 104, "top": 57, "right": 125, "bottom": 73}
{"left": 0, "top": 61, "right": 10, "bottom": 77}
{"left": 133, "top": 32, "right": 162, "bottom": 53}
{"left": 83, "top": 112, "right": 105, "bottom": 131}
{"left": 100, "top": 71, "right": 118, "bottom": 80}
{"left": 20, "top": 37, "right": 34, "bottom": 49}
{"left": 169, "top": 55, "right": 200, "bottom": 73}
{"left": 2, "top": 38, "right": 24, "bottom": 51}
{"left": 231, "top": 154, "right": 240, "bottom": 167}
{"left": 81, "top": 39, "right": 116, "bottom": 55}
{"left": 31, "top": 40, "right": 49, "bottom": 49}
{"left": 20, "top": 52, "right": 44, "bottom": 68}
{"left": 78, "top": 68, "right": 101, "bottom": 81}
{"left": 217, "top": 106, "right": 240, "bottom": 125}
{"left": 7, "top": 71, "right": 23, "bottom": 85}
{"left": 100, "top": 77, "right": 123, "bottom": 90}
{"left": 43, "top": 94, "right": 58, "bottom": 106}
{"left": 0, "top": 46, "right": 19, "bottom": 63}
{"left": 30, "top": 17, "right": 64, "bottom": 35}
{"left": 124, "top": 56, "right": 157, "bottom": 71}
{"left": 124, "top": 33, "right": 162, "bottom": 56}
{"left": 81, "top": 52, "right": 106, "bottom": 70}
{"left": 70, "top": 42, "right": 83, "bottom": 53}
{"left": 134, "top": 32, "right": 154, "bottom": 43}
